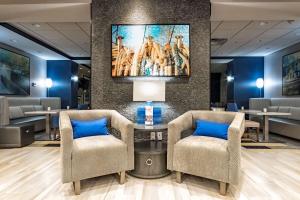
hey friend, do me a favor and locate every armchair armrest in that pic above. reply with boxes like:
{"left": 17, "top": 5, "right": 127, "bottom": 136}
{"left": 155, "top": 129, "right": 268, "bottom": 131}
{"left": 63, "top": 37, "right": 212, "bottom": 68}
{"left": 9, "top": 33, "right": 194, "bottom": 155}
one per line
{"left": 167, "top": 111, "right": 193, "bottom": 170}
{"left": 111, "top": 110, "right": 134, "bottom": 170}
{"left": 59, "top": 111, "right": 74, "bottom": 183}
{"left": 227, "top": 112, "right": 245, "bottom": 184}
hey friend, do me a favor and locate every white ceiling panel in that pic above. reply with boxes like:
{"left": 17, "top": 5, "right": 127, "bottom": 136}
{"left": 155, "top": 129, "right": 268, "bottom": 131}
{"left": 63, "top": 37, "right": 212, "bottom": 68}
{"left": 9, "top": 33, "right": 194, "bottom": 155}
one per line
{"left": 211, "top": 21, "right": 221, "bottom": 33}
{"left": 49, "top": 22, "right": 81, "bottom": 30}
{"left": 211, "top": 20, "right": 300, "bottom": 57}
{"left": 0, "top": 26, "right": 66, "bottom": 60}
{"left": 11, "top": 22, "right": 91, "bottom": 57}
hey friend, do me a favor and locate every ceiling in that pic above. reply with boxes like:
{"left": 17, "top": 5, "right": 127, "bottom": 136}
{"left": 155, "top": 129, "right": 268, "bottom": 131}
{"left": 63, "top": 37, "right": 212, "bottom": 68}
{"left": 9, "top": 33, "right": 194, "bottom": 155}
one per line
{"left": 13, "top": 22, "right": 90, "bottom": 57}
{"left": 211, "top": 20, "right": 300, "bottom": 57}
{"left": 211, "top": 1, "right": 300, "bottom": 21}
{"left": 0, "top": 25, "right": 66, "bottom": 60}
{"left": 0, "top": 1, "right": 91, "bottom": 22}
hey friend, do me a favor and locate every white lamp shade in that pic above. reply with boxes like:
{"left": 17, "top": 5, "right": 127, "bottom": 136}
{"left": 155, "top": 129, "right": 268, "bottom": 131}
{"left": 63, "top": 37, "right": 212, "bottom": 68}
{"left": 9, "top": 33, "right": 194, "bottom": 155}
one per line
{"left": 133, "top": 81, "right": 165, "bottom": 102}
{"left": 256, "top": 78, "right": 264, "bottom": 89}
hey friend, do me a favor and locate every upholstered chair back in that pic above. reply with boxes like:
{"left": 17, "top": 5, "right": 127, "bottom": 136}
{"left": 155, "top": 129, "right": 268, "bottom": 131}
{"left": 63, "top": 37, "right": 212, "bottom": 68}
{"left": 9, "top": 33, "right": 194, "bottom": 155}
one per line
{"left": 190, "top": 110, "right": 236, "bottom": 129}
{"left": 63, "top": 109, "right": 112, "bottom": 121}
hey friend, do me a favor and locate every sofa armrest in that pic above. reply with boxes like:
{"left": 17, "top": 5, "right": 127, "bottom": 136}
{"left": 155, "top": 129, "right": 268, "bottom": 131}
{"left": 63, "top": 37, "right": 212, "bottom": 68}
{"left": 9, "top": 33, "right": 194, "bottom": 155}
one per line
{"left": 59, "top": 111, "right": 74, "bottom": 183}
{"left": 111, "top": 110, "right": 134, "bottom": 170}
{"left": 167, "top": 111, "right": 193, "bottom": 170}
{"left": 0, "top": 96, "right": 9, "bottom": 126}
{"left": 227, "top": 112, "right": 245, "bottom": 184}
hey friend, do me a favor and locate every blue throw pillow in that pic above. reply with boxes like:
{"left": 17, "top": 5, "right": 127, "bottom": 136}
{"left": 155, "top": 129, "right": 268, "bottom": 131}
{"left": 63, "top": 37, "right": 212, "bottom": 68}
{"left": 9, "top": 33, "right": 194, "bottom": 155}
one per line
{"left": 71, "top": 118, "right": 109, "bottom": 139}
{"left": 193, "top": 120, "right": 230, "bottom": 140}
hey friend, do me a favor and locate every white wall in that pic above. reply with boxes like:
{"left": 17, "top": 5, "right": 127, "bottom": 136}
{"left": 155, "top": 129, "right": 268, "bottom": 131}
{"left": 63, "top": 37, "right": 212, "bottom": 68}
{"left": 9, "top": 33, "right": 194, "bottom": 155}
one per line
{"left": 264, "top": 42, "right": 300, "bottom": 98}
{"left": 0, "top": 42, "right": 47, "bottom": 97}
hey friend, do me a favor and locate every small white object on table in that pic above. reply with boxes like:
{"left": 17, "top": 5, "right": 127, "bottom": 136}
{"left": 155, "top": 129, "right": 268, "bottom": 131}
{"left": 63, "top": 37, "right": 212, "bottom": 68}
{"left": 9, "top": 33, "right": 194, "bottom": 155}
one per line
{"left": 239, "top": 110, "right": 291, "bottom": 142}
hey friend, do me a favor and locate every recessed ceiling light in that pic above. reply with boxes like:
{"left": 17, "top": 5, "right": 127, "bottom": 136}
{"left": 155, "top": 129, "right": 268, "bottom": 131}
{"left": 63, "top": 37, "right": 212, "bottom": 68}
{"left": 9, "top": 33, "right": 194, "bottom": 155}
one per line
{"left": 287, "top": 20, "right": 295, "bottom": 24}
{"left": 10, "top": 39, "right": 17, "bottom": 43}
{"left": 259, "top": 21, "right": 268, "bottom": 26}
{"left": 32, "top": 23, "right": 41, "bottom": 28}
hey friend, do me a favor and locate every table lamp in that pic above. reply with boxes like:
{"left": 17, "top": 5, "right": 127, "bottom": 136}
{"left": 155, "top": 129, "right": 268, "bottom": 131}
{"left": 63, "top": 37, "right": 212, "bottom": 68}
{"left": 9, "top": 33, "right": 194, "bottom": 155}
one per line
{"left": 133, "top": 81, "right": 165, "bottom": 126}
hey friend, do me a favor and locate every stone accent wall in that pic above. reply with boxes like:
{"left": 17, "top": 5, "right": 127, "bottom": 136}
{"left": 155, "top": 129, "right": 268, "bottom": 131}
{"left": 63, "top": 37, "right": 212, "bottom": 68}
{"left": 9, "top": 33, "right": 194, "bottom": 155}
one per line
{"left": 91, "top": 0, "right": 210, "bottom": 122}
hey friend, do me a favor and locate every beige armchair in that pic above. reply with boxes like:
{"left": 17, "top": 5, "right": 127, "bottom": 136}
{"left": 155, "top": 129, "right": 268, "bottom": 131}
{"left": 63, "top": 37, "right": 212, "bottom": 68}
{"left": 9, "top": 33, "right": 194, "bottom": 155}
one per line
{"left": 167, "top": 110, "right": 245, "bottom": 195}
{"left": 59, "top": 110, "right": 134, "bottom": 195}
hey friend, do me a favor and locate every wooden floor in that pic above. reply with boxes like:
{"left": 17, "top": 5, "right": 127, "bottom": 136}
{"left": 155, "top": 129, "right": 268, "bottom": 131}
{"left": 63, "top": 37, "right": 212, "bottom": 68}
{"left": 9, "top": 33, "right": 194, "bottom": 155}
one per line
{"left": 0, "top": 146, "right": 300, "bottom": 200}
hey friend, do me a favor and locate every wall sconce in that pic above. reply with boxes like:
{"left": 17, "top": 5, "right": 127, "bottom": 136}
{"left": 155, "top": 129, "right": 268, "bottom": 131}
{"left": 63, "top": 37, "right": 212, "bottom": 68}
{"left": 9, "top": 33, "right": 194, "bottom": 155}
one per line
{"left": 71, "top": 75, "right": 79, "bottom": 82}
{"left": 31, "top": 78, "right": 53, "bottom": 88}
{"left": 256, "top": 78, "right": 264, "bottom": 89}
{"left": 45, "top": 78, "right": 53, "bottom": 88}
{"left": 227, "top": 75, "right": 234, "bottom": 82}
{"left": 256, "top": 78, "right": 264, "bottom": 97}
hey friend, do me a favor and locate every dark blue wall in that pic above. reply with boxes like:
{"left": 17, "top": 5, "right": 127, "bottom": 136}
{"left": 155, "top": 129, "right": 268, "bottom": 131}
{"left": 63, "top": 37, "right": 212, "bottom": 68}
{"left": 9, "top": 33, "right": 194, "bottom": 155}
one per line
{"left": 212, "top": 57, "right": 264, "bottom": 109}
{"left": 231, "top": 57, "right": 264, "bottom": 108}
{"left": 47, "top": 60, "right": 78, "bottom": 109}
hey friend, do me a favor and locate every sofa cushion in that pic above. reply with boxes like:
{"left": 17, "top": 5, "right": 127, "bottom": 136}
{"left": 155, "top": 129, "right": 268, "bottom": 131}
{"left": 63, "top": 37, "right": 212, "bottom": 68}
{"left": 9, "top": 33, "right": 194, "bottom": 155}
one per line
{"left": 10, "top": 116, "right": 46, "bottom": 125}
{"left": 9, "top": 106, "right": 24, "bottom": 119}
{"left": 20, "top": 105, "right": 36, "bottom": 113}
{"left": 71, "top": 135, "right": 127, "bottom": 180}
{"left": 278, "top": 106, "right": 291, "bottom": 113}
{"left": 289, "top": 107, "right": 300, "bottom": 121}
{"left": 269, "top": 117, "right": 300, "bottom": 126}
{"left": 34, "top": 105, "right": 44, "bottom": 111}
{"left": 7, "top": 97, "right": 40, "bottom": 106}
{"left": 173, "top": 135, "right": 229, "bottom": 182}
{"left": 40, "top": 97, "right": 61, "bottom": 110}
{"left": 276, "top": 107, "right": 291, "bottom": 119}
{"left": 268, "top": 106, "right": 279, "bottom": 112}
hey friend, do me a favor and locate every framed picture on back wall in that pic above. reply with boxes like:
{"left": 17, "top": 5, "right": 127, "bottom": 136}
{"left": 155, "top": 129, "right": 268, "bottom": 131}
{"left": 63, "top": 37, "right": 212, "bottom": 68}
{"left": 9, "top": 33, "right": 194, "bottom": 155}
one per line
{"left": 282, "top": 51, "right": 300, "bottom": 96}
{"left": 111, "top": 24, "right": 190, "bottom": 77}
{"left": 0, "top": 47, "right": 30, "bottom": 95}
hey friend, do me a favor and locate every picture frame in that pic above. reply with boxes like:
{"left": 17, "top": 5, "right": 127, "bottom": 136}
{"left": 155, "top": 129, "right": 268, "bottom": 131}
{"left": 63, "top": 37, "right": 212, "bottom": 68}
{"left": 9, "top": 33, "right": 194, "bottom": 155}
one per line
{"left": 0, "top": 47, "right": 30, "bottom": 95}
{"left": 111, "top": 24, "right": 190, "bottom": 78}
{"left": 282, "top": 51, "right": 300, "bottom": 96}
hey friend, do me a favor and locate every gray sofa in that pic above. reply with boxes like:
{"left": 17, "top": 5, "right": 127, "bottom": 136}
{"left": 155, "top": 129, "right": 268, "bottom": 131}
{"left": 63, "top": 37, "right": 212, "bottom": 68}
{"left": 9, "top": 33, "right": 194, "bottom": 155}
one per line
{"left": 250, "top": 98, "right": 300, "bottom": 140}
{"left": 0, "top": 96, "right": 61, "bottom": 132}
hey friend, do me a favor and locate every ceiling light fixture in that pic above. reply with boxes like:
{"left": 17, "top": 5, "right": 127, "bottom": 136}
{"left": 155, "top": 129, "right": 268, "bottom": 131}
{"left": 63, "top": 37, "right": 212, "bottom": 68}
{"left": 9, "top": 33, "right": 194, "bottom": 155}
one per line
{"left": 32, "top": 23, "right": 41, "bottom": 28}
{"left": 211, "top": 38, "right": 228, "bottom": 46}
{"left": 71, "top": 75, "right": 79, "bottom": 82}
{"left": 287, "top": 20, "right": 295, "bottom": 24}
{"left": 227, "top": 75, "right": 234, "bottom": 82}
{"left": 259, "top": 21, "right": 268, "bottom": 26}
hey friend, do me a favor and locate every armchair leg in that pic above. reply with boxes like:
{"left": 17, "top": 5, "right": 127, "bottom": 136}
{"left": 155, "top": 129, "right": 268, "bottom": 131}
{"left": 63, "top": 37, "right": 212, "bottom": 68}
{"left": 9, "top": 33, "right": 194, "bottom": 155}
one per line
{"left": 176, "top": 171, "right": 182, "bottom": 183}
{"left": 120, "top": 171, "right": 125, "bottom": 184}
{"left": 73, "top": 181, "right": 81, "bottom": 195}
{"left": 219, "top": 182, "right": 227, "bottom": 195}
